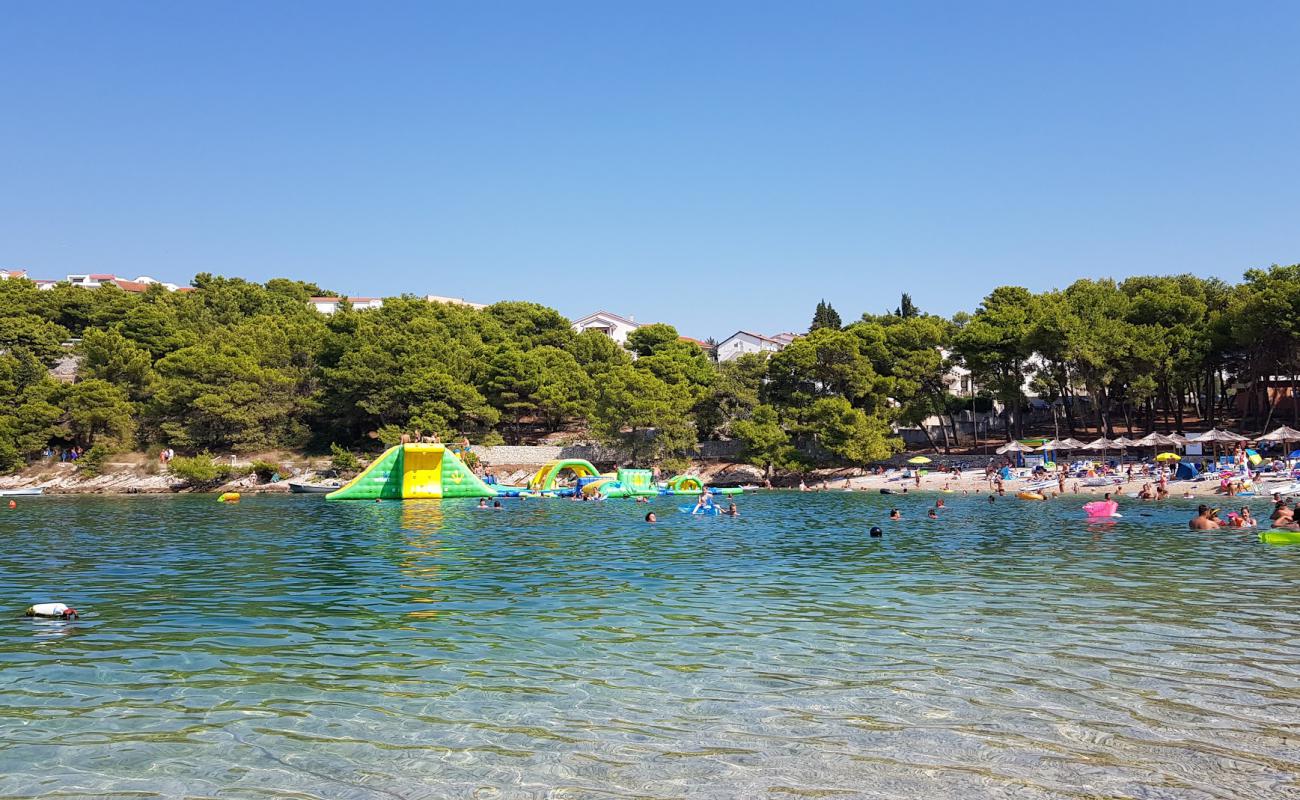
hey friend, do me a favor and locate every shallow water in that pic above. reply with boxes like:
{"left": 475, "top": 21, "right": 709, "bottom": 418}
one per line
{"left": 1, "top": 492, "right": 1298, "bottom": 799}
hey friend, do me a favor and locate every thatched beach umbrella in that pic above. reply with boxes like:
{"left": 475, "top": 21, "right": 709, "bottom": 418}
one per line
{"left": 1133, "top": 432, "right": 1177, "bottom": 461}
{"left": 1190, "top": 428, "right": 1249, "bottom": 464}
{"left": 1080, "top": 437, "right": 1119, "bottom": 463}
{"left": 1256, "top": 425, "right": 1300, "bottom": 465}
{"left": 1193, "top": 428, "right": 1250, "bottom": 444}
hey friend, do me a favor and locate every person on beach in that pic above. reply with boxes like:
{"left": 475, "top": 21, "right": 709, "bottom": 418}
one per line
{"left": 914, "top": 471, "right": 922, "bottom": 488}
{"left": 1189, "top": 505, "right": 1221, "bottom": 530}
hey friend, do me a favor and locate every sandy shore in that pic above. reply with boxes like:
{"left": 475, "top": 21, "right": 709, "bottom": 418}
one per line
{"left": 816, "top": 468, "right": 1288, "bottom": 501}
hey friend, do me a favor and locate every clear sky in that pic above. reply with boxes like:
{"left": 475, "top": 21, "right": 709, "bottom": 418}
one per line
{"left": 3, "top": 2, "right": 1297, "bottom": 339}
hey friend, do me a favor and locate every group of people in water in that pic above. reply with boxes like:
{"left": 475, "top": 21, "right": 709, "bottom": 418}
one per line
{"left": 1188, "top": 494, "right": 1300, "bottom": 530}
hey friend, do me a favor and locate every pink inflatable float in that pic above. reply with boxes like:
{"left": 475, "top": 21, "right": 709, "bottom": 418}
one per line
{"left": 1083, "top": 499, "right": 1121, "bottom": 518}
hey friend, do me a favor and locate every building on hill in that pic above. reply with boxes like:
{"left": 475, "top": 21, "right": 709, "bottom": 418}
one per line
{"left": 63, "top": 274, "right": 182, "bottom": 292}
{"left": 425, "top": 294, "right": 487, "bottom": 310}
{"left": 308, "top": 296, "right": 385, "bottom": 314}
{"left": 715, "top": 330, "right": 796, "bottom": 362}
{"left": 678, "top": 336, "right": 715, "bottom": 354}
{"left": 1, "top": 269, "right": 29, "bottom": 280}
{"left": 571, "top": 310, "right": 641, "bottom": 345}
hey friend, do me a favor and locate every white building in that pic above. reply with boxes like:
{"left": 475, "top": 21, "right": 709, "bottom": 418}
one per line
{"left": 308, "top": 296, "right": 385, "bottom": 314}
{"left": 425, "top": 294, "right": 486, "bottom": 310}
{"left": 571, "top": 310, "right": 642, "bottom": 346}
{"left": 715, "top": 330, "right": 796, "bottom": 362}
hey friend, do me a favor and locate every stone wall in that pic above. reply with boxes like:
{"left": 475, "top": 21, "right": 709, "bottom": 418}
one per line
{"left": 470, "top": 440, "right": 745, "bottom": 466}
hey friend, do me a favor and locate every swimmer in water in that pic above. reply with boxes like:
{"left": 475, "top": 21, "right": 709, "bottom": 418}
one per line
{"left": 725, "top": 502, "right": 739, "bottom": 517}
{"left": 478, "top": 498, "right": 488, "bottom": 509}
{"left": 935, "top": 499, "right": 945, "bottom": 509}
{"left": 889, "top": 508, "right": 901, "bottom": 520}
{"left": 927, "top": 508, "right": 938, "bottom": 519}
{"left": 645, "top": 511, "right": 657, "bottom": 523}
{"left": 492, "top": 500, "right": 503, "bottom": 509}
{"left": 988, "top": 494, "right": 996, "bottom": 503}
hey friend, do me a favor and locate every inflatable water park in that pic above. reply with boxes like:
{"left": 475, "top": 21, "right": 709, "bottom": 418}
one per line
{"left": 325, "top": 444, "right": 740, "bottom": 501}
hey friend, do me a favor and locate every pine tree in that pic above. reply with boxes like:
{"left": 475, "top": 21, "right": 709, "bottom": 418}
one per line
{"left": 810, "top": 299, "right": 842, "bottom": 332}
{"left": 897, "top": 293, "right": 919, "bottom": 318}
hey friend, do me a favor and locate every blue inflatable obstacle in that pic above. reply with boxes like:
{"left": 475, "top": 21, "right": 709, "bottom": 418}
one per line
{"left": 679, "top": 505, "right": 724, "bottom": 515}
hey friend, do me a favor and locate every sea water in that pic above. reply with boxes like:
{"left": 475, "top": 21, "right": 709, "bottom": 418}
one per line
{"left": 1, "top": 492, "right": 1298, "bottom": 799}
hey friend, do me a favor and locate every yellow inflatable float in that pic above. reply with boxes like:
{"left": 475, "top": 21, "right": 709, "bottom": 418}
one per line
{"left": 1017, "top": 491, "right": 1045, "bottom": 501}
{"left": 217, "top": 492, "right": 241, "bottom": 503}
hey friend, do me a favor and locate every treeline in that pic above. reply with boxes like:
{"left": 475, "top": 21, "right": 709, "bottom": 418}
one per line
{"left": 0, "top": 265, "right": 1296, "bottom": 474}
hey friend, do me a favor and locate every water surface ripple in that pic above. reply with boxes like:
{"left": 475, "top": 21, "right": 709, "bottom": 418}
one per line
{"left": 2, "top": 493, "right": 1298, "bottom": 798}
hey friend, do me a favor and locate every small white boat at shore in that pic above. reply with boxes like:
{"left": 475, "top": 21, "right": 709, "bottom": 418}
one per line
{"left": 288, "top": 481, "right": 341, "bottom": 494}
{"left": 0, "top": 487, "right": 43, "bottom": 497}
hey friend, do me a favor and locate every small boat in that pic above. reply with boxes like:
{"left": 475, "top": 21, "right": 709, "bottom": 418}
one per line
{"left": 0, "top": 487, "right": 43, "bottom": 497}
{"left": 288, "top": 481, "right": 341, "bottom": 494}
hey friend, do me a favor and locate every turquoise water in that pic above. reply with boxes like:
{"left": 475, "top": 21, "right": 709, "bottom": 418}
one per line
{"left": 1, "top": 492, "right": 1298, "bottom": 799}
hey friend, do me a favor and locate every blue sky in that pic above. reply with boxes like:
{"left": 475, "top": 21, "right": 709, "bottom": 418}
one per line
{"left": 2, "top": 2, "right": 1297, "bottom": 339}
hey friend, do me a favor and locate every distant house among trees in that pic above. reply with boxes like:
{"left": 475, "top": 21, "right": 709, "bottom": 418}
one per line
{"left": 65, "top": 274, "right": 183, "bottom": 292}
{"left": 715, "top": 330, "right": 798, "bottom": 362}
{"left": 308, "top": 296, "right": 384, "bottom": 314}
{"left": 571, "top": 310, "right": 642, "bottom": 345}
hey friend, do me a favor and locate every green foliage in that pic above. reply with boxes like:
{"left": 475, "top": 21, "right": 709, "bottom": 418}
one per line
{"left": 248, "top": 459, "right": 281, "bottom": 483}
{"left": 593, "top": 365, "right": 697, "bottom": 465}
{"left": 79, "top": 328, "right": 155, "bottom": 400}
{"left": 329, "top": 443, "right": 360, "bottom": 472}
{"left": 732, "top": 404, "right": 794, "bottom": 476}
{"left": 896, "top": 293, "right": 920, "bottom": 318}
{"left": 76, "top": 443, "right": 113, "bottom": 477}
{"left": 0, "top": 265, "right": 1295, "bottom": 477}
{"left": 477, "top": 430, "right": 506, "bottom": 447}
{"left": 798, "top": 396, "right": 898, "bottom": 465}
{"left": 168, "top": 453, "right": 232, "bottom": 487}
{"left": 626, "top": 323, "right": 682, "bottom": 357}
{"left": 60, "top": 379, "right": 135, "bottom": 447}
{"left": 810, "top": 299, "right": 842, "bottom": 332}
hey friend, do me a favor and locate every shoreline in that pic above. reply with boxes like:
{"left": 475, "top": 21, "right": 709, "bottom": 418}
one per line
{"left": 0, "top": 457, "right": 1284, "bottom": 499}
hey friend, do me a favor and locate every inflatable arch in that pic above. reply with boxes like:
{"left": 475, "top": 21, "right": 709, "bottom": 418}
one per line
{"left": 526, "top": 459, "right": 601, "bottom": 492}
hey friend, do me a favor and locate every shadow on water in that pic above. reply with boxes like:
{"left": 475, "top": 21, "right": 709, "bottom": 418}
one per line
{"left": 0, "top": 491, "right": 1298, "bottom": 798}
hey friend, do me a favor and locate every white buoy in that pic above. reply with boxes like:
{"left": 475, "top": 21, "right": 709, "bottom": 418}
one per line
{"left": 25, "top": 603, "right": 78, "bottom": 619}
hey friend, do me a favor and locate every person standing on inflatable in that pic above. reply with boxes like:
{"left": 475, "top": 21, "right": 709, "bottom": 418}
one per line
{"left": 691, "top": 492, "right": 714, "bottom": 515}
